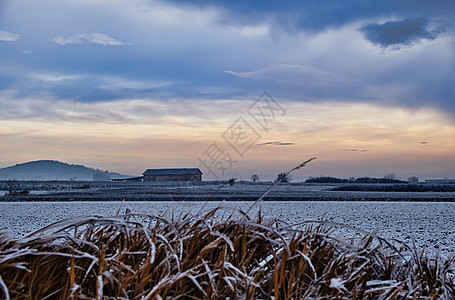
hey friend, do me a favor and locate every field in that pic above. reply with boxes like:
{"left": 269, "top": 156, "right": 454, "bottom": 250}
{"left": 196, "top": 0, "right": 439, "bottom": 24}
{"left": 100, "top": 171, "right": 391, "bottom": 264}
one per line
{"left": 1, "top": 180, "right": 455, "bottom": 201}
{"left": 1, "top": 181, "right": 455, "bottom": 255}
{"left": 1, "top": 200, "right": 455, "bottom": 257}
{"left": 1, "top": 181, "right": 455, "bottom": 298}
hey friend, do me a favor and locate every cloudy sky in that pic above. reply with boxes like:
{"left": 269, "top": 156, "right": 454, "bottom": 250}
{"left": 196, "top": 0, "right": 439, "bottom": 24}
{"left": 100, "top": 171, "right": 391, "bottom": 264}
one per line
{"left": 0, "top": 0, "right": 454, "bottom": 180}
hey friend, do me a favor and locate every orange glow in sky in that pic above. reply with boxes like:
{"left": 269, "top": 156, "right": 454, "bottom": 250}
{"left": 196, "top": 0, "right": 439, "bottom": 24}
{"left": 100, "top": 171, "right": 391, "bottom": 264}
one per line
{"left": 0, "top": 96, "right": 453, "bottom": 181}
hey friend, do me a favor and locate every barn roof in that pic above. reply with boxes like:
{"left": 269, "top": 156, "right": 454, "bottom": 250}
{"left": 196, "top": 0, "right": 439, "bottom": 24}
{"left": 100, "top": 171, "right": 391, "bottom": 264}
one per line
{"left": 143, "top": 168, "right": 202, "bottom": 176}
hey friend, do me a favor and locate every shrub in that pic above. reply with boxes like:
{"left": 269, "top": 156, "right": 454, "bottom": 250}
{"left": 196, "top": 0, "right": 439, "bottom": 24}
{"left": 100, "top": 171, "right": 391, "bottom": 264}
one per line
{"left": 305, "top": 176, "right": 407, "bottom": 184}
{"left": 305, "top": 176, "right": 349, "bottom": 183}
{"left": 276, "top": 172, "right": 291, "bottom": 183}
{"left": 408, "top": 176, "right": 419, "bottom": 184}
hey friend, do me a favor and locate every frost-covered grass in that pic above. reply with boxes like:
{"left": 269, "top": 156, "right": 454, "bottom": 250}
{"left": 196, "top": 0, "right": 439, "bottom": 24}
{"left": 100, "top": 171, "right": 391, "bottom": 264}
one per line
{"left": 1, "top": 205, "right": 454, "bottom": 299}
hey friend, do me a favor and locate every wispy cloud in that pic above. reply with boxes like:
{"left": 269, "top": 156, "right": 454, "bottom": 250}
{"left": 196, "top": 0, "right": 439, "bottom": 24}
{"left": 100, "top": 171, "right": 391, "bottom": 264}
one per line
{"left": 0, "top": 90, "right": 243, "bottom": 126}
{"left": 0, "top": 30, "right": 21, "bottom": 42}
{"left": 226, "top": 64, "right": 351, "bottom": 87}
{"left": 257, "top": 141, "right": 294, "bottom": 146}
{"left": 52, "top": 33, "right": 124, "bottom": 46}
{"left": 28, "top": 73, "right": 82, "bottom": 83}
{"left": 238, "top": 25, "right": 269, "bottom": 37}
{"left": 341, "top": 149, "right": 368, "bottom": 152}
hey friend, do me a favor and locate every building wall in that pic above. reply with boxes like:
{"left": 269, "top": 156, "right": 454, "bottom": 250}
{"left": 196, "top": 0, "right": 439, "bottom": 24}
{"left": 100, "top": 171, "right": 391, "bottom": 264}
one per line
{"left": 143, "top": 174, "right": 202, "bottom": 182}
{"left": 143, "top": 175, "right": 154, "bottom": 181}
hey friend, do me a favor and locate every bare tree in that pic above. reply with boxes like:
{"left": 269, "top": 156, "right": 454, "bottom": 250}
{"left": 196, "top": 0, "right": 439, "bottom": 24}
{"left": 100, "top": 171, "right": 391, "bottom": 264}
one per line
{"left": 5, "top": 179, "right": 18, "bottom": 196}
{"left": 383, "top": 172, "right": 397, "bottom": 180}
{"left": 251, "top": 174, "right": 259, "bottom": 183}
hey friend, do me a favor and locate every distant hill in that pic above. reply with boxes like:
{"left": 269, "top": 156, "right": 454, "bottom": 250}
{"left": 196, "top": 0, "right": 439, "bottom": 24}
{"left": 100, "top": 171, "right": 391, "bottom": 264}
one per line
{"left": 0, "top": 160, "right": 131, "bottom": 181}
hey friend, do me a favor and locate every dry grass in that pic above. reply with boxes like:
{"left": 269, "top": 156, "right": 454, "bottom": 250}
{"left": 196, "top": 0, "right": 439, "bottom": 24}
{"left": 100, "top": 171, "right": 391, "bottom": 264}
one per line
{"left": 0, "top": 205, "right": 454, "bottom": 299}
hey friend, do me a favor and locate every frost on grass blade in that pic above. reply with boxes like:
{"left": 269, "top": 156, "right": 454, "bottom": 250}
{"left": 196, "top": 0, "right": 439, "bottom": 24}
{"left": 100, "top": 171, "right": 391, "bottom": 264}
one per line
{"left": 329, "top": 277, "right": 348, "bottom": 293}
{"left": 0, "top": 276, "right": 10, "bottom": 300}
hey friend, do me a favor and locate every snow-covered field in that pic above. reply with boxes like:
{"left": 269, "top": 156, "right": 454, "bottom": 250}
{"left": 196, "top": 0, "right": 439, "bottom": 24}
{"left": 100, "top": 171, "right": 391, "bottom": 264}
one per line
{"left": 0, "top": 201, "right": 453, "bottom": 256}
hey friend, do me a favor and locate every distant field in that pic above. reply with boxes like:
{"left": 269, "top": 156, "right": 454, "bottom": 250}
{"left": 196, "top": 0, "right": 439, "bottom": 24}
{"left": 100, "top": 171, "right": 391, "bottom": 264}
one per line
{"left": 1, "top": 180, "right": 455, "bottom": 201}
{"left": 332, "top": 183, "right": 455, "bottom": 192}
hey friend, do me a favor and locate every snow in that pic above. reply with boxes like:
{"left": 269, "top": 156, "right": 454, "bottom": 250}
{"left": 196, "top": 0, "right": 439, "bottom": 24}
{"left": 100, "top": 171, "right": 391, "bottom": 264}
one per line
{"left": 329, "top": 277, "right": 347, "bottom": 291}
{"left": 0, "top": 201, "right": 454, "bottom": 256}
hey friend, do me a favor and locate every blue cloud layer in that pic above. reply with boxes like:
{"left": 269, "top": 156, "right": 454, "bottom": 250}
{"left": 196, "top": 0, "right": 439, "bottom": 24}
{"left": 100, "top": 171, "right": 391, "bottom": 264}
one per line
{"left": 0, "top": 0, "right": 454, "bottom": 118}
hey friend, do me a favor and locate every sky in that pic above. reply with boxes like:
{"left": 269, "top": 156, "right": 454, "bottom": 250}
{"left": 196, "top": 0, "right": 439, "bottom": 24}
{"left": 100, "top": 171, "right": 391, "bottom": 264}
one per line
{"left": 0, "top": 0, "right": 454, "bottom": 181}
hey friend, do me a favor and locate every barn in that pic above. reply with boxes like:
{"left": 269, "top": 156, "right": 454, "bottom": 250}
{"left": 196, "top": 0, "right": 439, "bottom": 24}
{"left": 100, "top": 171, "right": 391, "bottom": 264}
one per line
{"left": 142, "top": 168, "right": 202, "bottom": 182}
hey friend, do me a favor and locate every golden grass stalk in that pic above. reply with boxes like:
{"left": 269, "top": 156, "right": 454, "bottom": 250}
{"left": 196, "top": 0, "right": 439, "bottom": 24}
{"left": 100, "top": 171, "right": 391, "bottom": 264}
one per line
{"left": 243, "top": 158, "right": 316, "bottom": 219}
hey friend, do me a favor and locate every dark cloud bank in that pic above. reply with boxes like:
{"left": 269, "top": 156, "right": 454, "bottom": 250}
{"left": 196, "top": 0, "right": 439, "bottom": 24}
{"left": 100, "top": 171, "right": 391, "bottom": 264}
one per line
{"left": 360, "top": 17, "right": 442, "bottom": 48}
{"left": 165, "top": 0, "right": 455, "bottom": 33}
